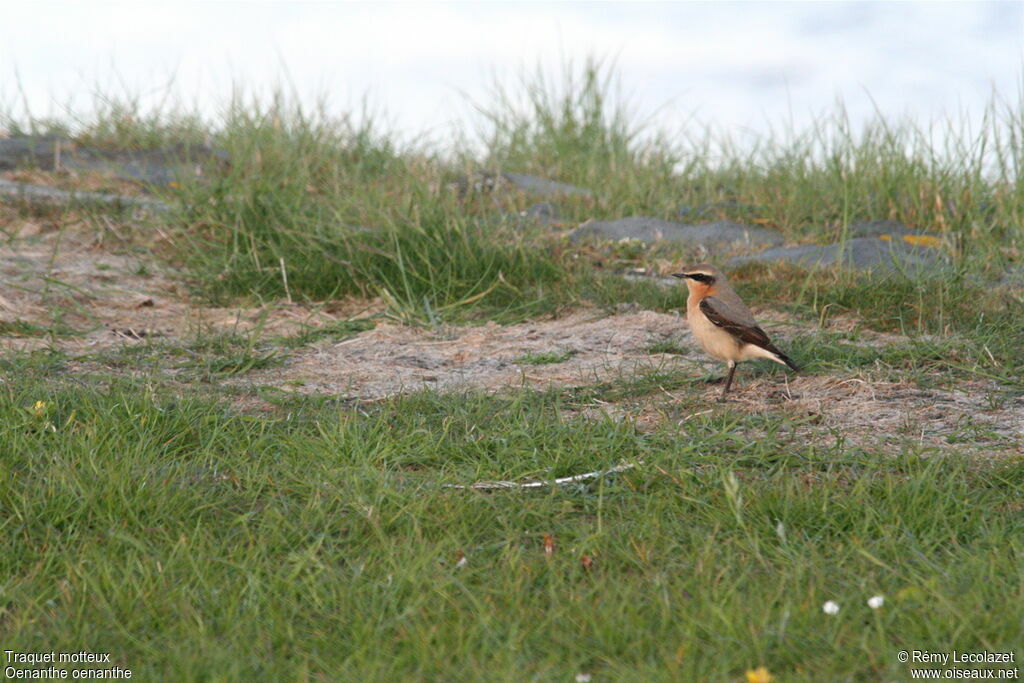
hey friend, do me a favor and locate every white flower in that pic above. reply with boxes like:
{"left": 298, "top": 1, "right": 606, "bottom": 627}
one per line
{"left": 575, "top": 674, "right": 592, "bottom": 683}
{"left": 822, "top": 600, "right": 840, "bottom": 615}
{"left": 867, "top": 595, "right": 885, "bottom": 609}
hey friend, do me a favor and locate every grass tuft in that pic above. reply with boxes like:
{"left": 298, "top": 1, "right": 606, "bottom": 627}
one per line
{"left": 514, "top": 349, "right": 576, "bottom": 365}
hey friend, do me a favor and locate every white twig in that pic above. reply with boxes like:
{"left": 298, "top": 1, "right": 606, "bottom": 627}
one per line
{"left": 445, "top": 461, "right": 639, "bottom": 490}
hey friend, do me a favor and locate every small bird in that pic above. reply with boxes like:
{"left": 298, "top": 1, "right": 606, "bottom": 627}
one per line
{"left": 672, "top": 264, "right": 798, "bottom": 401}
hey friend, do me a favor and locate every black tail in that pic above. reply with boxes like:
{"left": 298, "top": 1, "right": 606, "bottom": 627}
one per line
{"left": 777, "top": 352, "right": 799, "bottom": 372}
{"left": 762, "top": 341, "right": 799, "bottom": 372}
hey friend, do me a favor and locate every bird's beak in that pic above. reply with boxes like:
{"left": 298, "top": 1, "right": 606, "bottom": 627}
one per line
{"left": 671, "top": 273, "right": 690, "bottom": 279}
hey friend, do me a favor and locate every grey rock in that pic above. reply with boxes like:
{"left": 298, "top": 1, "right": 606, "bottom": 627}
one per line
{"left": 501, "top": 172, "right": 592, "bottom": 198}
{"left": 846, "top": 219, "right": 919, "bottom": 239}
{"left": 0, "top": 178, "right": 170, "bottom": 212}
{"left": 728, "top": 237, "right": 948, "bottom": 274}
{"left": 0, "top": 137, "right": 228, "bottom": 187}
{"left": 676, "top": 221, "right": 784, "bottom": 247}
{"left": 68, "top": 145, "right": 228, "bottom": 187}
{"left": 620, "top": 272, "right": 679, "bottom": 288}
{"left": 569, "top": 216, "right": 784, "bottom": 248}
{"left": 60, "top": 156, "right": 195, "bottom": 186}
{"left": 0, "top": 137, "right": 67, "bottom": 170}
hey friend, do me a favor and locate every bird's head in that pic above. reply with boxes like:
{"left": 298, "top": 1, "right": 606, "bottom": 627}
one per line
{"left": 671, "top": 264, "right": 723, "bottom": 295}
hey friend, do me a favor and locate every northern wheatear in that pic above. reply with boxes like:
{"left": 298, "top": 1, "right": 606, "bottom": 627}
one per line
{"left": 672, "top": 264, "right": 798, "bottom": 401}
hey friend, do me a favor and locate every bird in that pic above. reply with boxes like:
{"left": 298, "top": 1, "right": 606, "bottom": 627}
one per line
{"left": 671, "top": 264, "right": 798, "bottom": 401}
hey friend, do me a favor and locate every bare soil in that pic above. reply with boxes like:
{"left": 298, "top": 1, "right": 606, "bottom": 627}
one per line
{"left": 233, "top": 309, "right": 688, "bottom": 399}
{"left": 0, "top": 209, "right": 357, "bottom": 354}
{"left": 231, "top": 310, "right": 1022, "bottom": 454}
{"left": 1, "top": 202, "right": 1020, "bottom": 456}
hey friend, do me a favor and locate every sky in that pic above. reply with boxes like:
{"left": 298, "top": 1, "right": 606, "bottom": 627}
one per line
{"left": 1, "top": 2, "right": 1021, "bottom": 147}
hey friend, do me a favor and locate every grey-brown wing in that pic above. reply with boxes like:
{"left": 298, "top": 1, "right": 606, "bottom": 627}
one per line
{"left": 699, "top": 297, "right": 772, "bottom": 348}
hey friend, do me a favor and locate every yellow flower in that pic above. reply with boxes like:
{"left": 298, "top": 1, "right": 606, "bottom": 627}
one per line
{"left": 30, "top": 400, "right": 48, "bottom": 417}
{"left": 746, "top": 667, "right": 773, "bottom": 683}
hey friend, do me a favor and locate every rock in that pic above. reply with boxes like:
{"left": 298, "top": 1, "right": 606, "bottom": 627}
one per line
{"left": 673, "top": 221, "right": 784, "bottom": 247}
{"left": 0, "top": 137, "right": 68, "bottom": 170}
{"left": 569, "top": 217, "right": 784, "bottom": 249}
{"left": 728, "top": 237, "right": 948, "bottom": 274}
{"left": 501, "top": 172, "right": 592, "bottom": 198}
{"left": 844, "top": 219, "right": 945, "bottom": 249}
{"left": 846, "top": 219, "right": 915, "bottom": 238}
{"left": 60, "top": 156, "right": 192, "bottom": 186}
{"left": 620, "top": 272, "right": 679, "bottom": 288}
{"left": 0, "top": 178, "right": 170, "bottom": 212}
{"left": 67, "top": 145, "right": 228, "bottom": 187}
{"left": 0, "top": 137, "right": 228, "bottom": 187}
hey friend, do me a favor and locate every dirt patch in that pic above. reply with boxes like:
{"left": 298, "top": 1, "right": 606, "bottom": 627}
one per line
{"left": 1, "top": 208, "right": 1019, "bottom": 456}
{"left": 227, "top": 308, "right": 1022, "bottom": 455}
{"left": 713, "top": 375, "right": 1024, "bottom": 455}
{"left": 230, "top": 308, "right": 693, "bottom": 399}
{"left": 0, "top": 224, "right": 373, "bottom": 354}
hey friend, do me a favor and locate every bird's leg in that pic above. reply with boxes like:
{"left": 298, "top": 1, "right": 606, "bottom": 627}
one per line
{"left": 719, "top": 362, "right": 737, "bottom": 402}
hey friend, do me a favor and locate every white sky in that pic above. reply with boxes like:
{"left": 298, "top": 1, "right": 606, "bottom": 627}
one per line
{"left": 1, "top": 2, "right": 1021, "bottom": 147}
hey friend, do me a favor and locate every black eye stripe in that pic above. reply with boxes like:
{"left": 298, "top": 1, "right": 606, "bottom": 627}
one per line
{"left": 687, "top": 273, "right": 715, "bottom": 284}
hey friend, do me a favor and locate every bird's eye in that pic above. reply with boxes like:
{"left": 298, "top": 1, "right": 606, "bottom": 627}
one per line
{"left": 688, "top": 273, "right": 714, "bottom": 284}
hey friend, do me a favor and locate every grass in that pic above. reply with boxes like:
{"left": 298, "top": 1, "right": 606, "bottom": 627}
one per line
{"left": 515, "top": 349, "right": 576, "bottom": 365}
{"left": 728, "top": 263, "right": 1024, "bottom": 389}
{"left": 87, "top": 331, "right": 282, "bottom": 382}
{"left": 645, "top": 338, "right": 689, "bottom": 355}
{"left": 2, "top": 59, "right": 1024, "bottom": 679}
{"left": 274, "top": 319, "right": 377, "bottom": 348}
{"left": 2, "top": 379, "right": 1021, "bottom": 680}
{"left": 0, "top": 320, "right": 79, "bottom": 338}
{"left": 9, "top": 62, "right": 1017, "bottom": 328}
{"left": 178, "top": 174, "right": 571, "bottom": 322}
